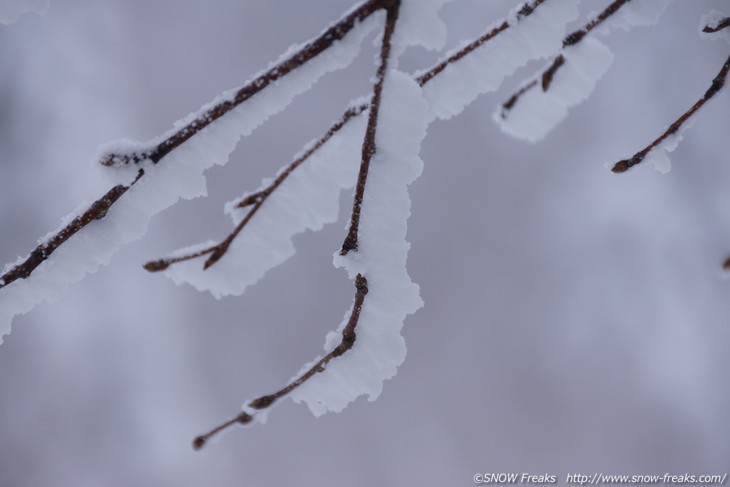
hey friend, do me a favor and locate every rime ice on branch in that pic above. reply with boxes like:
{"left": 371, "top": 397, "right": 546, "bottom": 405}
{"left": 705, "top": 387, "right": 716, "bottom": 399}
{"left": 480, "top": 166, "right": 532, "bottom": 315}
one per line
{"left": 0, "top": 1, "right": 380, "bottom": 343}
{"left": 612, "top": 11, "right": 730, "bottom": 174}
{"left": 495, "top": 0, "right": 675, "bottom": 143}
{"left": 153, "top": 0, "right": 582, "bottom": 299}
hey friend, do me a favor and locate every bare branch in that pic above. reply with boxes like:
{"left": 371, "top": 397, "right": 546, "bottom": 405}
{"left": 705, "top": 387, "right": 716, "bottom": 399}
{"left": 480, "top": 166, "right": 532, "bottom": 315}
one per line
{"left": 192, "top": 274, "right": 369, "bottom": 450}
{"left": 340, "top": 1, "right": 400, "bottom": 256}
{"left": 612, "top": 53, "right": 730, "bottom": 173}
{"left": 500, "top": 0, "right": 632, "bottom": 119}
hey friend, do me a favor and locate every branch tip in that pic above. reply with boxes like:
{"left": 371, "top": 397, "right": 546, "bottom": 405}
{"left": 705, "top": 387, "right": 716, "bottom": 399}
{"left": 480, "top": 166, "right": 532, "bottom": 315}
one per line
{"left": 192, "top": 436, "right": 206, "bottom": 451}
{"left": 703, "top": 17, "right": 730, "bottom": 34}
{"left": 143, "top": 259, "right": 170, "bottom": 272}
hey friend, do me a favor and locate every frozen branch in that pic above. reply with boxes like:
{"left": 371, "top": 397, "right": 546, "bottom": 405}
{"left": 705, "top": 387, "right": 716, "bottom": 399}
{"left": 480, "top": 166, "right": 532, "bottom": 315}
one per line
{"left": 340, "top": 1, "right": 400, "bottom": 256}
{"left": 0, "top": 171, "right": 144, "bottom": 289}
{"left": 148, "top": 0, "right": 557, "bottom": 274}
{"left": 612, "top": 52, "right": 730, "bottom": 173}
{"left": 143, "top": 103, "right": 368, "bottom": 273}
{"left": 0, "top": 0, "right": 387, "bottom": 291}
{"left": 192, "top": 274, "right": 368, "bottom": 450}
{"left": 500, "top": 0, "right": 631, "bottom": 119}
{"left": 703, "top": 16, "right": 730, "bottom": 34}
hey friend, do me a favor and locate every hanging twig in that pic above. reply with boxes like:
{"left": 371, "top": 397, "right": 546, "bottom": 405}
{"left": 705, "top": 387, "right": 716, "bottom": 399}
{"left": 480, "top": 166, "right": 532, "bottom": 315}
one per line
{"left": 500, "top": 0, "right": 632, "bottom": 119}
{"left": 0, "top": 0, "right": 388, "bottom": 289}
{"left": 194, "top": 0, "right": 402, "bottom": 449}
{"left": 192, "top": 274, "right": 368, "bottom": 450}
{"left": 612, "top": 52, "right": 730, "bottom": 173}
{"left": 143, "top": 103, "right": 368, "bottom": 272}
{"left": 0, "top": 170, "right": 144, "bottom": 289}
{"left": 147, "top": 0, "right": 553, "bottom": 273}
{"left": 340, "top": 1, "right": 400, "bottom": 255}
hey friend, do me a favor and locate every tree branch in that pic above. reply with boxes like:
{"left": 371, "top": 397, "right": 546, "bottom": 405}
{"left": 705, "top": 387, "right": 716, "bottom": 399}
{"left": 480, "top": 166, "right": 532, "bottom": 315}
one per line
{"left": 192, "top": 274, "right": 369, "bottom": 450}
{"left": 0, "top": 170, "right": 144, "bottom": 289}
{"left": 500, "top": 0, "right": 632, "bottom": 119}
{"left": 0, "top": 0, "right": 388, "bottom": 289}
{"left": 143, "top": 104, "right": 369, "bottom": 272}
{"left": 145, "top": 0, "right": 553, "bottom": 272}
{"left": 340, "top": 1, "right": 400, "bottom": 256}
{"left": 703, "top": 16, "right": 730, "bottom": 34}
{"left": 612, "top": 52, "right": 730, "bottom": 173}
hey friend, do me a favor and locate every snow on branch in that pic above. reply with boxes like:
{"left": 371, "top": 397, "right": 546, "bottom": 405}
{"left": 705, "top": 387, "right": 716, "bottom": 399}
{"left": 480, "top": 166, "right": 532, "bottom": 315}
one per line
{"left": 150, "top": 0, "right": 580, "bottom": 299}
{"left": 0, "top": 0, "right": 382, "bottom": 342}
{"left": 611, "top": 52, "right": 730, "bottom": 174}
{"left": 611, "top": 10, "right": 729, "bottom": 174}
{"left": 495, "top": 0, "right": 675, "bottom": 143}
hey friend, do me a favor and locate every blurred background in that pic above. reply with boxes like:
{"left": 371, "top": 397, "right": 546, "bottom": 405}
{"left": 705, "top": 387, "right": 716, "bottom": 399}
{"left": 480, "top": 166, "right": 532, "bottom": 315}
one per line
{"left": 1, "top": 1, "right": 729, "bottom": 485}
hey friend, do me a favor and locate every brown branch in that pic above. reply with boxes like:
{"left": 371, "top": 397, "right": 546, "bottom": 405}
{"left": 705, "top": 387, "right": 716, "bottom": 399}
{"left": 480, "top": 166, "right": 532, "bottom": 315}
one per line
{"left": 499, "top": 0, "right": 632, "bottom": 119}
{"left": 612, "top": 53, "right": 730, "bottom": 173}
{"left": 0, "top": 170, "right": 144, "bottom": 289}
{"left": 416, "top": 0, "right": 548, "bottom": 86}
{"left": 98, "top": 0, "right": 387, "bottom": 167}
{"left": 1, "top": 0, "right": 388, "bottom": 289}
{"left": 340, "top": 1, "right": 400, "bottom": 255}
{"left": 148, "top": 0, "right": 555, "bottom": 272}
{"left": 143, "top": 104, "right": 368, "bottom": 272}
{"left": 703, "top": 16, "right": 730, "bottom": 34}
{"left": 192, "top": 274, "right": 369, "bottom": 450}
{"left": 5, "top": 0, "right": 554, "bottom": 283}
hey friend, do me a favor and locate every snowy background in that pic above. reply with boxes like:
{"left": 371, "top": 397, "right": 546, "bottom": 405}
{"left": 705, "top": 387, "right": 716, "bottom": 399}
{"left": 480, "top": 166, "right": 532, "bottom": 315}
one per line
{"left": 1, "top": 0, "right": 729, "bottom": 485}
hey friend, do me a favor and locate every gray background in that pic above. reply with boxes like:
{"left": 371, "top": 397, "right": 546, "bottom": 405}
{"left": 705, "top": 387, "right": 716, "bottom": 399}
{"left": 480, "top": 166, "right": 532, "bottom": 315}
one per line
{"left": 1, "top": 1, "right": 729, "bottom": 485}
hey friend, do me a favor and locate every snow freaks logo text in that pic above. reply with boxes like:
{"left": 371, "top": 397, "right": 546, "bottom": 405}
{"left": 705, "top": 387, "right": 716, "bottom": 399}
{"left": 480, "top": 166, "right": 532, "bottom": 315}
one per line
{"left": 474, "top": 473, "right": 557, "bottom": 484}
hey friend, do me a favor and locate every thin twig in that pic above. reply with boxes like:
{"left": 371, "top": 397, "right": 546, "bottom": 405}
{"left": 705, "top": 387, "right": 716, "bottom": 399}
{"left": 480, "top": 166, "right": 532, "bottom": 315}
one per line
{"left": 612, "top": 53, "right": 730, "bottom": 173}
{"left": 192, "top": 274, "right": 369, "bottom": 450}
{"left": 4, "top": 0, "right": 552, "bottom": 283}
{"left": 703, "top": 16, "right": 730, "bottom": 34}
{"left": 148, "top": 0, "right": 553, "bottom": 272}
{"left": 340, "top": 1, "right": 400, "bottom": 256}
{"left": 143, "top": 104, "right": 368, "bottom": 272}
{"left": 0, "top": 170, "right": 144, "bottom": 289}
{"left": 99, "top": 0, "right": 387, "bottom": 167}
{"left": 0, "top": 0, "right": 388, "bottom": 288}
{"left": 499, "top": 0, "right": 632, "bottom": 119}
{"left": 416, "top": 0, "right": 548, "bottom": 86}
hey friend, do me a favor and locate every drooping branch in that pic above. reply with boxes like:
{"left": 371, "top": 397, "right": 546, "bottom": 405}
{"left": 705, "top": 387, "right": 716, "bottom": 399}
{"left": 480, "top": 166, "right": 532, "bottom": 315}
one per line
{"left": 416, "top": 0, "right": 548, "bottom": 86}
{"left": 612, "top": 52, "right": 730, "bottom": 173}
{"left": 340, "top": 1, "right": 400, "bottom": 256}
{"left": 143, "top": 103, "right": 368, "bottom": 272}
{"left": 500, "top": 0, "right": 632, "bottom": 119}
{"left": 0, "top": 0, "right": 388, "bottom": 289}
{"left": 192, "top": 274, "right": 369, "bottom": 450}
{"left": 99, "top": 0, "right": 387, "bottom": 167}
{"left": 146, "top": 0, "right": 554, "bottom": 272}
{"left": 0, "top": 170, "right": 144, "bottom": 289}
